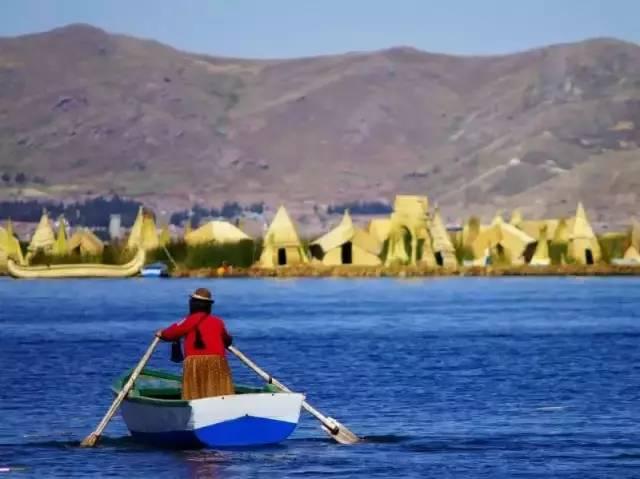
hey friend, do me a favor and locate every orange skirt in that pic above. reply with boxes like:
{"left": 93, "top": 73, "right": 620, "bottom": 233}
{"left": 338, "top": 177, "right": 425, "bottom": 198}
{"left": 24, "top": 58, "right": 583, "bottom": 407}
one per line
{"left": 182, "top": 354, "right": 234, "bottom": 400}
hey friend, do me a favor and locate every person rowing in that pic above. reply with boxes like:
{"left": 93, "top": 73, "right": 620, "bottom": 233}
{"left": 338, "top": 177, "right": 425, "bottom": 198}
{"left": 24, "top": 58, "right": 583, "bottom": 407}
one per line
{"left": 83, "top": 285, "right": 358, "bottom": 447}
{"left": 156, "top": 287, "right": 234, "bottom": 400}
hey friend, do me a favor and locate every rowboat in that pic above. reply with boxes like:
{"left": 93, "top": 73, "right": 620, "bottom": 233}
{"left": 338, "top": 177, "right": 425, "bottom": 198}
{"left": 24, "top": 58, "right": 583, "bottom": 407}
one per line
{"left": 114, "top": 369, "right": 304, "bottom": 448}
{"left": 7, "top": 249, "right": 145, "bottom": 279}
{"left": 140, "top": 262, "right": 169, "bottom": 278}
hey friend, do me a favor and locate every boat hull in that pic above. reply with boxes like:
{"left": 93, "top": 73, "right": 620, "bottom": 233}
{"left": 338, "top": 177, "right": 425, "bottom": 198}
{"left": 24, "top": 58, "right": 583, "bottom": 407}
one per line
{"left": 7, "top": 249, "right": 145, "bottom": 279}
{"left": 120, "top": 391, "right": 303, "bottom": 448}
{"left": 140, "top": 268, "right": 168, "bottom": 278}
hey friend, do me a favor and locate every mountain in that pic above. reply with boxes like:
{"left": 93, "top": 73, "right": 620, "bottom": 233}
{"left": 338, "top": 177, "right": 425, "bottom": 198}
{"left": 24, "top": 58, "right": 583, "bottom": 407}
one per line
{"left": 1, "top": 24, "right": 639, "bottom": 227}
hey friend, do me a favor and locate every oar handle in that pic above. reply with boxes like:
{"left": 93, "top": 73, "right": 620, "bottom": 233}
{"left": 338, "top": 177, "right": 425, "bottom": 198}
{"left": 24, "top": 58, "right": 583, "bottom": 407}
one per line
{"left": 227, "top": 345, "right": 339, "bottom": 434}
{"left": 81, "top": 336, "right": 161, "bottom": 446}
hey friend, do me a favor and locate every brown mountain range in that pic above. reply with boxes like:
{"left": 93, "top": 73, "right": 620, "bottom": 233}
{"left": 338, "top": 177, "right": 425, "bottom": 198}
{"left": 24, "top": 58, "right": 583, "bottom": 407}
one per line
{"left": 1, "top": 24, "right": 639, "bottom": 228}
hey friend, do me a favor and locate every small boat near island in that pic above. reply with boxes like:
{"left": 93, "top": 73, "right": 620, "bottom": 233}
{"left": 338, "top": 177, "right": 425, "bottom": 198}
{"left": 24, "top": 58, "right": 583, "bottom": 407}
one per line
{"left": 114, "top": 369, "right": 304, "bottom": 448}
{"left": 140, "top": 262, "right": 169, "bottom": 277}
{"left": 7, "top": 249, "right": 145, "bottom": 279}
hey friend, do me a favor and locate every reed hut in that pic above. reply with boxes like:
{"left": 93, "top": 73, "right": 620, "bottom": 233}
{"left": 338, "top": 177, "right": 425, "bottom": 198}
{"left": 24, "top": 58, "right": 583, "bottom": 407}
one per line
{"left": 28, "top": 211, "right": 55, "bottom": 255}
{"left": 529, "top": 226, "right": 551, "bottom": 266}
{"left": 127, "top": 207, "right": 160, "bottom": 251}
{"left": 428, "top": 209, "right": 457, "bottom": 267}
{"left": 553, "top": 218, "right": 572, "bottom": 244}
{"left": 630, "top": 220, "right": 640, "bottom": 251}
{"left": 472, "top": 216, "right": 536, "bottom": 265}
{"left": 613, "top": 220, "right": 640, "bottom": 265}
{"left": 185, "top": 221, "right": 251, "bottom": 246}
{"left": 568, "top": 203, "right": 601, "bottom": 265}
{"left": 622, "top": 245, "right": 640, "bottom": 264}
{"left": 385, "top": 195, "right": 431, "bottom": 266}
{"left": 367, "top": 218, "right": 391, "bottom": 243}
{"left": 259, "top": 206, "right": 308, "bottom": 267}
{"left": 462, "top": 216, "right": 481, "bottom": 249}
{"left": 68, "top": 228, "right": 104, "bottom": 256}
{"left": 311, "top": 211, "right": 381, "bottom": 266}
{"left": 0, "top": 219, "right": 24, "bottom": 267}
{"left": 509, "top": 209, "right": 523, "bottom": 228}
{"left": 52, "top": 217, "right": 68, "bottom": 256}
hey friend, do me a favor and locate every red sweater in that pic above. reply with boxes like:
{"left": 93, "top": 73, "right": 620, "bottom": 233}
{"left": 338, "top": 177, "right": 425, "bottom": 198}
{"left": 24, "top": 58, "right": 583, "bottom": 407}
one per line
{"left": 161, "top": 313, "right": 232, "bottom": 357}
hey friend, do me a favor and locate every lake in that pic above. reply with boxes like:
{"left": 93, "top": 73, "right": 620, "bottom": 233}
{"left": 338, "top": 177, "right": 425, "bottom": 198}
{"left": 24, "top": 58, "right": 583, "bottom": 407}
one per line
{"left": 1, "top": 277, "right": 640, "bottom": 478}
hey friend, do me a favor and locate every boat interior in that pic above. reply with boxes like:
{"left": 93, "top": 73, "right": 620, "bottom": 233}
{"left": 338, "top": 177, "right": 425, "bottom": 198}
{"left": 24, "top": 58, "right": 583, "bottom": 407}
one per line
{"left": 116, "top": 369, "right": 280, "bottom": 402}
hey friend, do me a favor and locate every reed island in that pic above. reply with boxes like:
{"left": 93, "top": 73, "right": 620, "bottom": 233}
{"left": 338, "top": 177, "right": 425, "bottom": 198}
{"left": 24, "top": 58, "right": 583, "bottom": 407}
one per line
{"left": 2, "top": 195, "right": 639, "bottom": 278}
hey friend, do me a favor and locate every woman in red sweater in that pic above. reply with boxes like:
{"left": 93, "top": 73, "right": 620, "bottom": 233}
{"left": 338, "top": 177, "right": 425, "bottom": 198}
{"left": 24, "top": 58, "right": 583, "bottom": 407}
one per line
{"left": 157, "top": 287, "right": 234, "bottom": 400}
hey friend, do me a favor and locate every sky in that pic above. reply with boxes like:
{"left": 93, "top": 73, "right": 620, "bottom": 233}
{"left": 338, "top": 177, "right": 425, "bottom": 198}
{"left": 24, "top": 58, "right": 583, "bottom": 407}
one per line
{"left": 1, "top": 0, "right": 638, "bottom": 58}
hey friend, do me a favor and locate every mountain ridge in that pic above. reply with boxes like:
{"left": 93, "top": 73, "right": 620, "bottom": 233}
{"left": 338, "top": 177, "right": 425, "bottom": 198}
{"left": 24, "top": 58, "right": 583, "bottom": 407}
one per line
{"left": 0, "top": 24, "right": 639, "bottom": 227}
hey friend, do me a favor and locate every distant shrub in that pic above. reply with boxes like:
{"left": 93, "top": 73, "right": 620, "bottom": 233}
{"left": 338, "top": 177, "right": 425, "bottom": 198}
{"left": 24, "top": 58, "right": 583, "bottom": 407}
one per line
{"left": 0, "top": 195, "right": 142, "bottom": 227}
{"left": 327, "top": 201, "right": 392, "bottom": 215}
{"left": 170, "top": 202, "right": 266, "bottom": 226}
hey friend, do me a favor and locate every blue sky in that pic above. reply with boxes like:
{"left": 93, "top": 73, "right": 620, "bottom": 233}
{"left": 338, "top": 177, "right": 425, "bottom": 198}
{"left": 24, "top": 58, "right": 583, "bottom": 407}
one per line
{"left": 1, "top": 0, "right": 638, "bottom": 58}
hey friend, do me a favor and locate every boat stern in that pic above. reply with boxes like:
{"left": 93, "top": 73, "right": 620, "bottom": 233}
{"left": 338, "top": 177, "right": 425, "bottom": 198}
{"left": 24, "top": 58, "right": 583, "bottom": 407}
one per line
{"left": 115, "top": 369, "right": 304, "bottom": 448}
{"left": 191, "top": 392, "right": 304, "bottom": 448}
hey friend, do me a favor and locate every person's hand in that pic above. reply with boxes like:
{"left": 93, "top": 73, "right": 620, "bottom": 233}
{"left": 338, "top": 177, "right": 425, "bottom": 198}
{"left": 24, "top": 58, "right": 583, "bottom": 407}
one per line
{"left": 155, "top": 329, "right": 164, "bottom": 339}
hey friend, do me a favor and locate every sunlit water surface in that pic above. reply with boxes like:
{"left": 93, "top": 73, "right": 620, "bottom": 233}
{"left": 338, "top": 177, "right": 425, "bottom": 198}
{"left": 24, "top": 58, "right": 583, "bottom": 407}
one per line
{"left": 1, "top": 277, "right": 639, "bottom": 478}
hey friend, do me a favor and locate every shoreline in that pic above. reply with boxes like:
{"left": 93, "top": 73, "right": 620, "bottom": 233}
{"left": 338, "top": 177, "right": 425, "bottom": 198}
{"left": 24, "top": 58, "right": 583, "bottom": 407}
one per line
{"left": 171, "top": 264, "right": 640, "bottom": 278}
{"left": 4, "top": 264, "right": 640, "bottom": 279}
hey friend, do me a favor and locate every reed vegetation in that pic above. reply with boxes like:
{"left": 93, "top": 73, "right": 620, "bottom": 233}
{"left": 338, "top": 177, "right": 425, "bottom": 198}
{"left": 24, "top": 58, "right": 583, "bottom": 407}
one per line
{"left": 146, "top": 239, "right": 260, "bottom": 270}
{"left": 598, "top": 233, "right": 629, "bottom": 263}
{"left": 21, "top": 239, "right": 258, "bottom": 270}
{"left": 549, "top": 242, "right": 570, "bottom": 265}
{"left": 453, "top": 242, "right": 474, "bottom": 264}
{"left": 173, "top": 262, "right": 640, "bottom": 279}
{"left": 28, "top": 244, "right": 136, "bottom": 266}
{"left": 379, "top": 239, "right": 390, "bottom": 263}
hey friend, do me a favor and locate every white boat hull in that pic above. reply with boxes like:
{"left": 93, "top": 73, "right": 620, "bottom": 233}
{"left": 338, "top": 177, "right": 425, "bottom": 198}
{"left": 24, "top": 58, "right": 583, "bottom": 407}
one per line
{"left": 120, "top": 392, "right": 304, "bottom": 448}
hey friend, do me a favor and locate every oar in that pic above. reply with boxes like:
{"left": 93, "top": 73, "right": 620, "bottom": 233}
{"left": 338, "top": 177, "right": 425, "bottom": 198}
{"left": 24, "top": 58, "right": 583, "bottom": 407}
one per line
{"left": 80, "top": 336, "right": 161, "bottom": 447}
{"left": 162, "top": 245, "right": 178, "bottom": 269}
{"left": 228, "top": 345, "right": 359, "bottom": 445}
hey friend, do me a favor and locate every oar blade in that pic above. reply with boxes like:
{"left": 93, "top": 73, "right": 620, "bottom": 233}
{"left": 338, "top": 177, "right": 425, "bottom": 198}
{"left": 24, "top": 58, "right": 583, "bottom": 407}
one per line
{"left": 79, "top": 432, "right": 99, "bottom": 448}
{"left": 79, "top": 336, "right": 160, "bottom": 449}
{"left": 321, "top": 417, "right": 360, "bottom": 445}
{"left": 228, "top": 346, "right": 360, "bottom": 445}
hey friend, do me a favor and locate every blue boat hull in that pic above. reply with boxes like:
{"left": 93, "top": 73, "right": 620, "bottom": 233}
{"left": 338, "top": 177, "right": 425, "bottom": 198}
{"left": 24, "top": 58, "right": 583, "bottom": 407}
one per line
{"left": 130, "top": 415, "right": 298, "bottom": 448}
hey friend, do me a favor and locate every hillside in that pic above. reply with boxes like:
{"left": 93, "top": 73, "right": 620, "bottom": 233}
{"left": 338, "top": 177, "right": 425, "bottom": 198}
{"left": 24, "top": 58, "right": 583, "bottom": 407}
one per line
{"left": 1, "top": 25, "right": 639, "bottom": 227}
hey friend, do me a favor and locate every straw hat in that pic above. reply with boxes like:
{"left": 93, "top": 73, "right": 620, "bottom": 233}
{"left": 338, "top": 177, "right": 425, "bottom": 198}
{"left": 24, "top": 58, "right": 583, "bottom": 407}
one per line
{"left": 190, "top": 287, "right": 214, "bottom": 303}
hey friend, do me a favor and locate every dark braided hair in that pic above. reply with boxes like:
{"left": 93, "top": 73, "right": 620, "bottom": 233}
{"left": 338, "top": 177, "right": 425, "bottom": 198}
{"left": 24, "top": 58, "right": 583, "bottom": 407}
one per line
{"left": 189, "top": 297, "right": 212, "bottom": 315}
{"left": 189, "top": 298, "right": 211, "bottom": 350}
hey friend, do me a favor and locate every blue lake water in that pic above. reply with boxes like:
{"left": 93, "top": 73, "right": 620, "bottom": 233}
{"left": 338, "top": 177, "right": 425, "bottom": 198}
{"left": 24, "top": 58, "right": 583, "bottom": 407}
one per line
{"left": 1, "top": 277, "right": 640, "bottom": 478}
